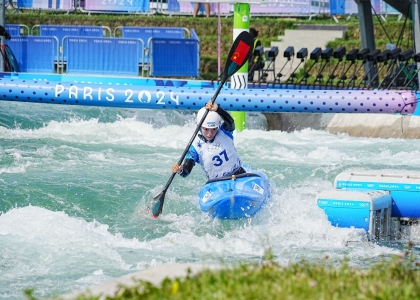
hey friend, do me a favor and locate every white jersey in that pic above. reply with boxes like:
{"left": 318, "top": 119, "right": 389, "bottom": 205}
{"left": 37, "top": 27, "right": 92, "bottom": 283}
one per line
{"left": 187, "top": 128, "right": 242, "bottom": 180}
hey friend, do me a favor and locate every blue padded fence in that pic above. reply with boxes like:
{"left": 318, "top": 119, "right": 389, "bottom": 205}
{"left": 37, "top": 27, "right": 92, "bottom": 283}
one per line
{"left": 5, "top": 24, "right": 30, "bottom": 37}
{"left": 33, "top": 25, "right": 111, "bottom": 38}
{"left": 150, "top": 38, "right": 199, "bottom": 77}
{"left": 32, "top": 25, "right": 112, "bottom": 66}
{"left": 5, "top": 25, "right": 20, "bottom": 37}
{"left": 115, "top": 27, "right": 188, "bottom": 40}
{"left": 6, "top": 36, "right": 56, "bottom": 73}
{"left": 4, "top": 24, "right": 199, "bottom": 77}
{"left": 114, "top": 26, "right": 190, "bottom": 75}
{"left": 64, "top": 37, "right": 141, "bottom": 76}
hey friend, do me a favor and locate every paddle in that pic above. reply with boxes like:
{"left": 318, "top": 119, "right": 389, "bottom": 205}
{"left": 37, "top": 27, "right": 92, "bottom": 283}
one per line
{"left": 148, "top": 31, "right": 253, "bottom": 218}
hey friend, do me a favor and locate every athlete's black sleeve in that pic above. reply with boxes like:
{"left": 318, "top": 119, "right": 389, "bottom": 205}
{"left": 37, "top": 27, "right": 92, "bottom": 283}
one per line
{"left": 216, "top": 105, "right": 235, "bottom": 132}
{"left": 180, "top": 158, "right": 195, "bottom": 177}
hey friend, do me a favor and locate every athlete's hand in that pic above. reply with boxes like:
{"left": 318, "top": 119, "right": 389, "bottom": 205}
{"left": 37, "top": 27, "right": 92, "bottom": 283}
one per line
{"left": 172, "top": 164, "right": 183, "bottom": 174}
{"left": 205, "top": 101, "right": 218, "bottom": 112}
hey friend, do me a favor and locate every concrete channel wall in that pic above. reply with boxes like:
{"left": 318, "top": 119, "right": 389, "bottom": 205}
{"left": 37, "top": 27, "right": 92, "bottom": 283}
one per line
{"left": 263, "top": 113, "right": 420, "bottom": 139}
{"left": 261, "top": 25, "right": 419, "bottom": 139}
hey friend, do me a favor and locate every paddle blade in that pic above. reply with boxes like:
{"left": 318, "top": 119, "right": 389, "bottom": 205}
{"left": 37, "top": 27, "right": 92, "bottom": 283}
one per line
{"left": 223, "top": 31, "right": 253, "bottom": 80}
{"left": 148, "top": 191, "right": 166, "bottom": 218}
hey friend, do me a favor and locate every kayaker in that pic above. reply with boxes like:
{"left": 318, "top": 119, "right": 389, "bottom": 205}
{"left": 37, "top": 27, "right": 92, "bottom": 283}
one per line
{"left": 172, "top": 100, "right": 246, "bottom": 180}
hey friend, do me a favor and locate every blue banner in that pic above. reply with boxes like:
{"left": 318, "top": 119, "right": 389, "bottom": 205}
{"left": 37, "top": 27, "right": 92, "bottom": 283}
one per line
{"left": 84, "top": 0, "right": 149, "bottom": 12}
{"left": 17, "top": 0, "right": 73, "bottom": 9}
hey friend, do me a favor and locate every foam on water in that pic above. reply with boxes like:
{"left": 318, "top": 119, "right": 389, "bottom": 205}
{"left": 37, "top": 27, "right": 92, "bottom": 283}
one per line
{"left": 0, "top": 101, "right": 419, "bottom": 299}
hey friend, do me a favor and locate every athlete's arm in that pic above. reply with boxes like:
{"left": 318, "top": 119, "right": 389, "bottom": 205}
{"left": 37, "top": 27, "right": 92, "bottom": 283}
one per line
{"left": 217, "top": 105, "right": 235, "bottom": 132}
{"left": 179, "top": 158, "right": 194, "bottom": 177}
{"left": 172, "top": 145, "right": 198, "bottom": 177}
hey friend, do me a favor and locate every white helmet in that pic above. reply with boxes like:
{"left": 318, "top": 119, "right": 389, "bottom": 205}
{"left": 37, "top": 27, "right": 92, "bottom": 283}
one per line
{"left": 196, "top": 107, "right": 221, "bottom": 129}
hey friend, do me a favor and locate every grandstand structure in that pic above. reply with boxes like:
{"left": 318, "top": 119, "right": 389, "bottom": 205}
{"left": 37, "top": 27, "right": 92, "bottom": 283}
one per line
{"left": 4, "top": 0, "right": 408, "bottom": 18}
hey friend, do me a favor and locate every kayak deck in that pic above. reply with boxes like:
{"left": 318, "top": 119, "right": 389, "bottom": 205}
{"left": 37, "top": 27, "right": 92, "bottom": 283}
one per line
{"left": 198, "top": 172, "right": 270, "bottom": 219}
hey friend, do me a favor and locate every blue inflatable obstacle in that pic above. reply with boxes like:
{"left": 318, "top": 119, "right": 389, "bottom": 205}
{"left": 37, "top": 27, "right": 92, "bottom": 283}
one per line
{"left": 0, "top": 76, "right": 416, "bottom": 115}
{"left": 317, "top": 170, "right": 420, "bottom": 241}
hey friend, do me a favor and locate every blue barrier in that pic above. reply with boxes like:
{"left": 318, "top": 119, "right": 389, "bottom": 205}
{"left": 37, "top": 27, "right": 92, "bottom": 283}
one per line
{"left": 150, "top": 38, "right": 199, "bottom": 77}
{"left": 32, "top": 24, "right": 111, "bottom": 38}
{"left": 32, "top": 25, "right": 112, "bottom": 71}
{"left": 5, "top": 24, "right": 30, "bottom": 37}
{"left": 64, "top": 37, "right": 141, "bottom": 76}
{"left": 114, "top": 26, "right": 190, "bottom": 76}
{"left": 6, "top": 36, "right": 56, "bottom": 73}
{"left": 114, "top": 26, "right": 189, "bottom": 40}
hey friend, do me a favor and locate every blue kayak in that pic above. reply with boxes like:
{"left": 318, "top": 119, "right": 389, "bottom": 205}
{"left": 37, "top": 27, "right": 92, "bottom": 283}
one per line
{"left": 198, "top": 169, "right": 270, "bottom": 219}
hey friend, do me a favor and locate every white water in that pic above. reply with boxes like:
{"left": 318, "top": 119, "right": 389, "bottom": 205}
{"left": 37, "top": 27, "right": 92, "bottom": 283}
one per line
{"left": 0, "top": 101, "right": 419, "bottom": 299}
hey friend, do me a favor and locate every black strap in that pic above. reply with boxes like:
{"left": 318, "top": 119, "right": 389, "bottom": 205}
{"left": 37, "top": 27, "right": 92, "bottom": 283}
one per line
{"left": 205, "top": 172, "right": 261, "bottom": 184}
